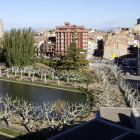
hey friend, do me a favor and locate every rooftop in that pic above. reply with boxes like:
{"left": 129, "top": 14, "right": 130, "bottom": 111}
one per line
{"left": 48, "top": 107, "right": 140, "bottom": 140}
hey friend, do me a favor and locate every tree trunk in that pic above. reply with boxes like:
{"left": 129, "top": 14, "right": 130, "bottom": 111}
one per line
{"left": 28, "top": 71, "right": 31, "bottom": 78}
{"left": 58, "top": 79, "right": 60, "bottom": 86}
{"left": 17, "top": 67, "right": 19, "bottom": 72}
{"left": 52, "top": 73, "right": 54, "bottom": 81}
{"left": 44, "top": 73, "right": 46, "bottom": 83}
{"left": 32, "top": 74, "right": 34, "bottom": 82}
{"left": 0, "top": 69, "right": 1, "bottom": 77}
{"left": 7, "top": 71, "right": 9, "bottom": 78}
{"left": 15, "top": 70, "right": 16, "bottom": 76}
{"left": 21, "top": 71, "right": 22, "bottom": 79}
{"left": 74, "top": 81, "right": 76, "bottom": 88}
{"left": 67, "top": 78, "right": 69, "bottom": 83}
{"left": 12, "top": 66, "right": 14, "bottom": 73}
{"left": 30, "top": 119, "right": 34, "bottom": 132}
{"left": 8, "top": 115, "right": 11, "bottom": 127}
{"left": 87, "top": 84, "right": 89, "bottom": 92}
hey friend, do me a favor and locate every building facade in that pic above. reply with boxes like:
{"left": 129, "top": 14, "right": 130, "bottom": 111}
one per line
{"left": 55, "top": 22, "right": 88, "bottom": 56}
{"left": 0, "top": 19, "right": 3, "bottom": 38}
{"left": 134, "top": 18, "right": 140, "bottom": 32}
{"left": 41, "top": 37, "right": 56, "bottom": 57}
{"left": 103, "top": 33, "right": 134, "bottom": 59}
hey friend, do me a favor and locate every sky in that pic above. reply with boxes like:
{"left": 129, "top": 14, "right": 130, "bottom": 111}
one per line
{"left": 0, "top": 0, "right": 140, "bottom": 31}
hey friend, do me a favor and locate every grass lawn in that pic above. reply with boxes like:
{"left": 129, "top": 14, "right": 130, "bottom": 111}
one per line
{"left": 0, "top": 127, "right": 24, "bottom": 137}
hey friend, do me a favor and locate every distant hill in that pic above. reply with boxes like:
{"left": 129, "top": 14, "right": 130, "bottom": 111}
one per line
{"left": 96, "top": 27, "right": 134, "bottom": 31}
{"left": 32, "top": 28, "right": 53, "bottom": 32}
{"left": 4, "top": 28, "right": 53, "bottom": 33}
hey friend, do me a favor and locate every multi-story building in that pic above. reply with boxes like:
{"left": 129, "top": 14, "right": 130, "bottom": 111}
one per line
{"left": 55, "top": 22, "right": 88, "bottom": 56}
{"left": 41, "top": 37, "right": 56, "bottom": 57}
{"left": 0, "top": 19, "right": 3, "bottom": 38}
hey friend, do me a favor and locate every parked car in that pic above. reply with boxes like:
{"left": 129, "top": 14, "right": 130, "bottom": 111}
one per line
{"left": 130, "top": 68, "right": 137, "bottom": 75}
{"left": 122, "top": 63, "right": 129, "bottom": 67}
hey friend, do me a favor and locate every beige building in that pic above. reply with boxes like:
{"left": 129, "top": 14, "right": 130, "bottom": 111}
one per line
{"left": 134, "top": 18, "right": 140, "bottom": 32}
{"left": 134, "top": 24, "right": 140, "bottom": 32}
{"left": 34, "top": 37, "right": 47, "bottom": 56}
{"left": 103, "top": 33, "right": 134, "bottom": 59}
{"left": 0, "top": 19, "right": 3, "bottom": 38}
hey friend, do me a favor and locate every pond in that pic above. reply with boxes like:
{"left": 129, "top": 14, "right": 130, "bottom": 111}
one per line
{"left": 0, "top": 135, "right": 11, "bottom": 140}
{"left": 0, "top": 80, "right": 87, "bottom": 106}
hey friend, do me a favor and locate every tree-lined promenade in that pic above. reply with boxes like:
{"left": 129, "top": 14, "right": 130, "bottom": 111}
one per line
{"left": 0, "top": 27, "right": 138, "bottom": 139}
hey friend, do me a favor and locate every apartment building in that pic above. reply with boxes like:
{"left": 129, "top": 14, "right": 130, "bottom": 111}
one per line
{"left": 0, "top": 19, "right": 3, "bottom": 38}
{"left": 41, "top": 37, "right": 56, "bottom": 57}
{"left": 55, "top": 22, "right": 88, "bottom": 56}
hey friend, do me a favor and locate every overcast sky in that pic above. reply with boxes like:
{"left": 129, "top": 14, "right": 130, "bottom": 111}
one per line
{"left": 0, "top": 0, "right": 140, "bottom": 30}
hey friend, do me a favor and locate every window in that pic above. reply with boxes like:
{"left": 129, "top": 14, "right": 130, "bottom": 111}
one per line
{"left": 61, "top": 43, "right": 64, "bottom": 45}
{"left": 83, "top": 44, "right": 85, "bottom": 46}
{"left": 61, "top": 40, "right": 64, "bottom": 42}
{"left": 86, "top": 36, "right": 87, "bottom": 38}
{"left": 86, "top": 44, "right": 87, "bottom": 46}
{"left": 86, "top": 40, "right": 87, "bottom": 42}
{"left": 61, "top": 47, "right": 64, "bottom": 49}
{"left": 83, "top": 33, "right": 85, "bottom": 34}
{"left": 83, "top": 36, "right": 85, "bottom": 38}
{"left": 83, "top": 40, "right": 85, "bottom": 42}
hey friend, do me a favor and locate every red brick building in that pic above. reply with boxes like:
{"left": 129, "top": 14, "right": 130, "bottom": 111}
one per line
{"left": 55, "top": 22, "right": 88, "bottom": 56}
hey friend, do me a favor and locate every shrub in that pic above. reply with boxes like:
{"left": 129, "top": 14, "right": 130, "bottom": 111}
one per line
{"left": 16, "top": 78, "right": 22, "bottom": 82}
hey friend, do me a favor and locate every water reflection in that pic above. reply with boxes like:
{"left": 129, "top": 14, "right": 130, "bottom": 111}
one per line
{"left": 0, "top": 80, "right": 87, "bottom": 106}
